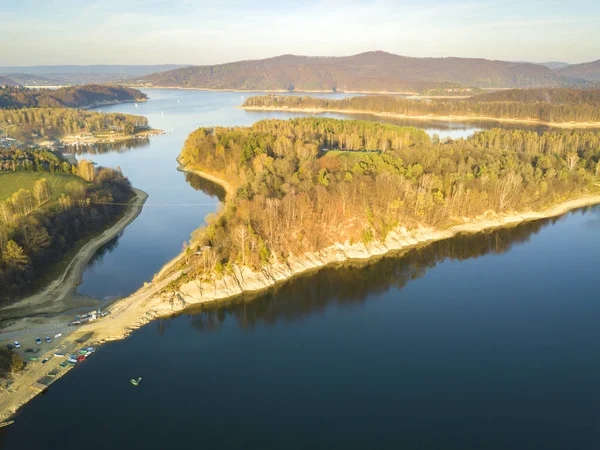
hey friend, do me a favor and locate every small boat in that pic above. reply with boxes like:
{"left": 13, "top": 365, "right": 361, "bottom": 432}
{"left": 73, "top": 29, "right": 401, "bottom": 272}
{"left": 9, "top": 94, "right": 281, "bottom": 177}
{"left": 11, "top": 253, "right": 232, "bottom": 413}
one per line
{"left": 130, "top": 377, "right": 142, "bottom": 387}
{"left": 0, "top": 420, "right": 14, "bottom": 428}
{"left": 54, "top": 352, "right": 65, "bottom": 357}
{"left": 59, "top": 363, "right": 67, "bottom": 368}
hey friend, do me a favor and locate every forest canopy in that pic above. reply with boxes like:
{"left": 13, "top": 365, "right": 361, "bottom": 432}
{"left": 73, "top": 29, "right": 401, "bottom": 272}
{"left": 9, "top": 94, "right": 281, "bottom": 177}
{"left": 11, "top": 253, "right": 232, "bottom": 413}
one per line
{"left": 0, "top": 84, "right": 147, "bottom": 110}
{"left": 243, "top": 89, "right": 600, "bottom": 124}
{"left": 177, "top": 117, "right": 600, "bottom": 282}
{"left": 0, "top": 108, "right": 149, "bottom": 143}
{"left": 0, "top": 146, "right": 134, "bottom": 304}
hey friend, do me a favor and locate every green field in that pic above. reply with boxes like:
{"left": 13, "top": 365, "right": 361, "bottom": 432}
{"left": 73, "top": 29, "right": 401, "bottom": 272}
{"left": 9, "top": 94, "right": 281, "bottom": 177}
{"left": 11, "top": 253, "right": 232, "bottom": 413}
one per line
{"left": 0, "top": 172, "right": 86, "bottom": 201}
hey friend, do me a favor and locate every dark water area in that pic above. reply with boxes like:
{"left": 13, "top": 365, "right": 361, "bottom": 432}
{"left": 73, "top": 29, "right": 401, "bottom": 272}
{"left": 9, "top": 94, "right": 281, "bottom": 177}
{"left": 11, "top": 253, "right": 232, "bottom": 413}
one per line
{"left": 2, "top": 204, "right": 600, "bottom": 449}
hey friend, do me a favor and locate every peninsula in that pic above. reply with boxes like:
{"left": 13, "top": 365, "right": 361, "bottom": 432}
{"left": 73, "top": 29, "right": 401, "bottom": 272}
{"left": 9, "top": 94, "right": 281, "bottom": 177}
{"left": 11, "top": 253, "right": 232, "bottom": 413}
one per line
{"left": 242, "top": 88, "right": 600, "bottom": 128}
{"left": 2, "top": 117, "right": 600, "bottom": 422}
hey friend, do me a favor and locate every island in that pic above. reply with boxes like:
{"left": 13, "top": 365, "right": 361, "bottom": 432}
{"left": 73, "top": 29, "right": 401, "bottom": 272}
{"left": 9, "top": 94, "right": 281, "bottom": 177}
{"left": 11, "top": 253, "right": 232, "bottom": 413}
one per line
{"left": 242, "top": 88, "right": 600, "bottom": 128}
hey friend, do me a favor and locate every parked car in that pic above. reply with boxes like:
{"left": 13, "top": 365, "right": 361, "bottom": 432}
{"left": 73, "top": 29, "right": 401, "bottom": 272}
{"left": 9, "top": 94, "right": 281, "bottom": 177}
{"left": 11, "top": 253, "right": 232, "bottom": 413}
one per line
{"left": 45, "top": 336, "right": 52, "bottom": 343}
{"left": 35, "top": 337, "right": 42, "bottom": 345}
{"left": 6, "top": 344, "right": 13, "bottom": 351}
{"left": 14, "top": 341, "right": 20, "bottom": 348}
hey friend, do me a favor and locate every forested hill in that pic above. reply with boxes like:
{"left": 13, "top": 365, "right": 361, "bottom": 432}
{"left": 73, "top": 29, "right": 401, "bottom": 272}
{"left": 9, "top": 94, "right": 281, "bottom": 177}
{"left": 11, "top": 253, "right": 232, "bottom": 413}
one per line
{"left": 0, "top": 85, "right": 147, "bottom": 109}
{"left": 137, "top": 51, "right": 565, "bottom": 92}
{"left": 558, "top": 60, "right": 600, "bottom": 83}
{"left": 0, "top": 76, "right": 17, "bottom": 87}
{"left": 175, "top": 117, "right": 600, "bottom": 280}
{"left": 243, "top": 88, "right": 600, "bottom": 124}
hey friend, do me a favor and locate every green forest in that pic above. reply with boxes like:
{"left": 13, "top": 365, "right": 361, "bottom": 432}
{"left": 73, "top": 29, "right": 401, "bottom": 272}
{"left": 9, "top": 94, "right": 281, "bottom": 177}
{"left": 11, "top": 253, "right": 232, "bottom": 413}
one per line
{"left": 243, "top": 89, "right": 600, "bottom": 123}
{"left": 0, "top": 84, "right": 147, "bottom": 109}
{"left": 176, "top": 117, "right": 600, "bottom": 284}
{"left": 0, "top": 108, "right": 149, "bottom": 143}
{"left": 0, "top": 146, "right": 134, "bottom": 304}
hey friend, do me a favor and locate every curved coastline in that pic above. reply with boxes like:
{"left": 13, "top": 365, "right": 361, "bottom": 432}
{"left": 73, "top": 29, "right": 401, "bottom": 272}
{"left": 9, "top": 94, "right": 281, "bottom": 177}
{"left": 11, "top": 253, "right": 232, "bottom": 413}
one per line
{"left": 1, "top": 167, "right": 600, "bottom": 420}
{"left": 0, "top": 188, "right": 149, "bottom": 320}
{"left": 241, "top": 105, "right": 600, "bottom": 129}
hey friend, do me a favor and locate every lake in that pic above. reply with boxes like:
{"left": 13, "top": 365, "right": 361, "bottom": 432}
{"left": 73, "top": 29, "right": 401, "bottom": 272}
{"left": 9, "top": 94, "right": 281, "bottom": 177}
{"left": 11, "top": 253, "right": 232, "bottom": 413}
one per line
{"left": 1, "top": 90, "right": 598, "bottom": 449}
{"left": 73, "top": 89, "right": 499, "bottom": 300}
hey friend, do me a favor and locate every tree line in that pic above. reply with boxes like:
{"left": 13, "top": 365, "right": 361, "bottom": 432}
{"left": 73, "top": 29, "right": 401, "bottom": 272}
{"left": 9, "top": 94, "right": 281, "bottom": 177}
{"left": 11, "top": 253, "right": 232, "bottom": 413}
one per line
{"left": 176, "top": 117, "right": 600, "bottom": 287}
{"left": 0, "top": 84, "right": 147, "bottom": 109}
{"left": 0, "top": 108, "right": 149, "bottom": 142}
{"left": 243, "top": 89, "right": 600, "bottom": 123}
{"left": 0, "top": 146, "right": 134, "bottom": 304}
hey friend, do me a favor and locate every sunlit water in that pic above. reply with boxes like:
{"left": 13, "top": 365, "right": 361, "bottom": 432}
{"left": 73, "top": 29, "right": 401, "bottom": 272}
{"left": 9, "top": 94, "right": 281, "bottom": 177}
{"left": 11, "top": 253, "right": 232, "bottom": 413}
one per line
{"left": 2, "top": 90, "right": 597, "bottom": 449}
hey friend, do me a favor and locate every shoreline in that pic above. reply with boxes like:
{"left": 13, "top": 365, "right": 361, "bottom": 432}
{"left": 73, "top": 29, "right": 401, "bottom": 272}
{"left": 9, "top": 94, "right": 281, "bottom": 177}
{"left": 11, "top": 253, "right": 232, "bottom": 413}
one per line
{"left": 2, "top": 174, "right": 600, "bottom": 421}
{"left": 0, "top": 188, "right": 149, "bottom": 321}
{"left": 241, "top": 106, "right": 600, "bottom": 129}
{"left": 79, "top": 98, "right": 148, "bottom": 111}
{"left": 60, "top": 128, "right": 163, "bottom": 146}
{"left": 137, "top": 86, "right": 419, "bottom": 95}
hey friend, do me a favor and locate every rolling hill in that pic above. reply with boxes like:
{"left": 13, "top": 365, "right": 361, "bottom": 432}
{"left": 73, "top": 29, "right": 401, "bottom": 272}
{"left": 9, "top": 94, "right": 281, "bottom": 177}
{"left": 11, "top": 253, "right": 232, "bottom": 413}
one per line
{"left": 0, "top": 76, "right": 18, "bottom": 87}
{"left": 136, "top": 51, "right": 566, "bottom": 93}
{"left": 558, "top": 60, "right": 600, "bottom": 82}
{"left": 0, "top": 65, "right": 188, "bottom": 86}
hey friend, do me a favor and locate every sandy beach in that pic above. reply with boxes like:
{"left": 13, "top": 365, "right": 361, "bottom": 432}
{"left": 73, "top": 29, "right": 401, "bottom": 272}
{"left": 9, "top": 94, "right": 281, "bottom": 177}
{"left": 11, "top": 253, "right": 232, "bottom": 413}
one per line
{"left": 241, "top": 106, "right": 600, "bottom": 129}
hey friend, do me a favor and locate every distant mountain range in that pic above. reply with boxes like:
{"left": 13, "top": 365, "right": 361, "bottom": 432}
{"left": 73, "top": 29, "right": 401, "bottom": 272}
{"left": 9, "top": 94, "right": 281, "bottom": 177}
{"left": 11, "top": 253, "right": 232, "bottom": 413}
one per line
{"left": 3, "top": 54, "right": 600, "bottom": 93}
{"left": 135, "top": 51, "right": 571, "bottom": 92}
{"left": 540, "top": 62, "right": 570, "bottom": 70}
{"left": 0, "top": 65, "right": 188, "bottom": 86}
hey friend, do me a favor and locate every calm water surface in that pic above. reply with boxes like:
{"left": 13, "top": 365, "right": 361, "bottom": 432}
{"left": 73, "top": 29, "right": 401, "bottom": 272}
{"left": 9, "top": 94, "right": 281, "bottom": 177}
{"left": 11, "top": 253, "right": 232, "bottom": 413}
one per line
{"left": 2, "top": 90, "right": 598, "bottom": 449}
{"left": 73, "top": 89, "right": 527, "bottom": 299}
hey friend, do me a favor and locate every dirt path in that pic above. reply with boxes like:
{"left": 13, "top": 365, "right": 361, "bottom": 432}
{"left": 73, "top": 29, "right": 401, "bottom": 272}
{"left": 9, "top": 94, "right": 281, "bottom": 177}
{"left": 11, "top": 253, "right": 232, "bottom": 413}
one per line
{"left": 0, "top": 188, "right": 149, "bottom": 322}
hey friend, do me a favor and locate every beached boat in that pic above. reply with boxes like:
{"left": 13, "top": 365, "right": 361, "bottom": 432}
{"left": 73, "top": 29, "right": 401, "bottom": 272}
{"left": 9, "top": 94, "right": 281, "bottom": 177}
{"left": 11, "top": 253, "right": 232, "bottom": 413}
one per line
{"left": 0, "top": 420, "right": 14, "bottom": 428}
{"left": 130, "top": 377, "right": 142, "bottom": 387}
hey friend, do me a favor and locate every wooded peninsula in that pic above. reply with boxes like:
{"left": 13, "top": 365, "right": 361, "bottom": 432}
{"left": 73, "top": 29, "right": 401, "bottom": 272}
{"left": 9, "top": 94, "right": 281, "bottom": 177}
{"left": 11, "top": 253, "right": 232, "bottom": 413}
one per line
{"left": 242, "top": 88, "right": 600, "bottom": 125}
{"left": 174, "top": 117, "right": 600, "bottom": 287}
{"left": 0, "top": 84, "right": 146, "bottom": 109}
{"left": 0, "top": 108, "right": 150, "bottom": 144}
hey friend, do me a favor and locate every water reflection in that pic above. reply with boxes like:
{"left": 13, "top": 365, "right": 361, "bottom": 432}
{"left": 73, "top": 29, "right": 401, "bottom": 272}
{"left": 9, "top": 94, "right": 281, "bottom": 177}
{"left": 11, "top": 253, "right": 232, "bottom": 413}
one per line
{"left": 84, "top": 233, "right": 122, "bottom": 271}
{"left": 177, "top": 208, "right": 593, "bottom": 333}
{"left": 62, "top": 137, "right": 150, "bottom": 155}
{"left": 184, "top": 172, "right": 226, "bottom": 201}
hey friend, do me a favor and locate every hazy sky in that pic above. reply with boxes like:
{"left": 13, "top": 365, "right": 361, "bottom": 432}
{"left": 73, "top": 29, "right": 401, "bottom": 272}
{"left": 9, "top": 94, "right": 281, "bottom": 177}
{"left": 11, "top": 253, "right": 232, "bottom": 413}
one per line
{"left": 2, "top": 0, "right": 599, "bottom": 66}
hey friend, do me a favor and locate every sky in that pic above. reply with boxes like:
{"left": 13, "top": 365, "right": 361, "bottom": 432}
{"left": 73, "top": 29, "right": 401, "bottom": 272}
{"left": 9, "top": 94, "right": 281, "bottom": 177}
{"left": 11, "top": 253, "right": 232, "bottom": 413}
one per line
{"left": 1, "top": 0, "right": 599, "bottom": 66}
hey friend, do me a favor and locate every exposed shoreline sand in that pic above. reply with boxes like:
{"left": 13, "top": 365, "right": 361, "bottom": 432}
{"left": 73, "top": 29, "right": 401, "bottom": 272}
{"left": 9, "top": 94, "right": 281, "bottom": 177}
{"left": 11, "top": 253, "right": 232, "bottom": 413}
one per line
{"left": 2, "top": 169, "right": 600, "bottom": 422}
{"left": 241, "top": 106, "right": 600, "bottom": 129}
{"left": 0, "top": 188, "right": 148, "bottom": 325}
